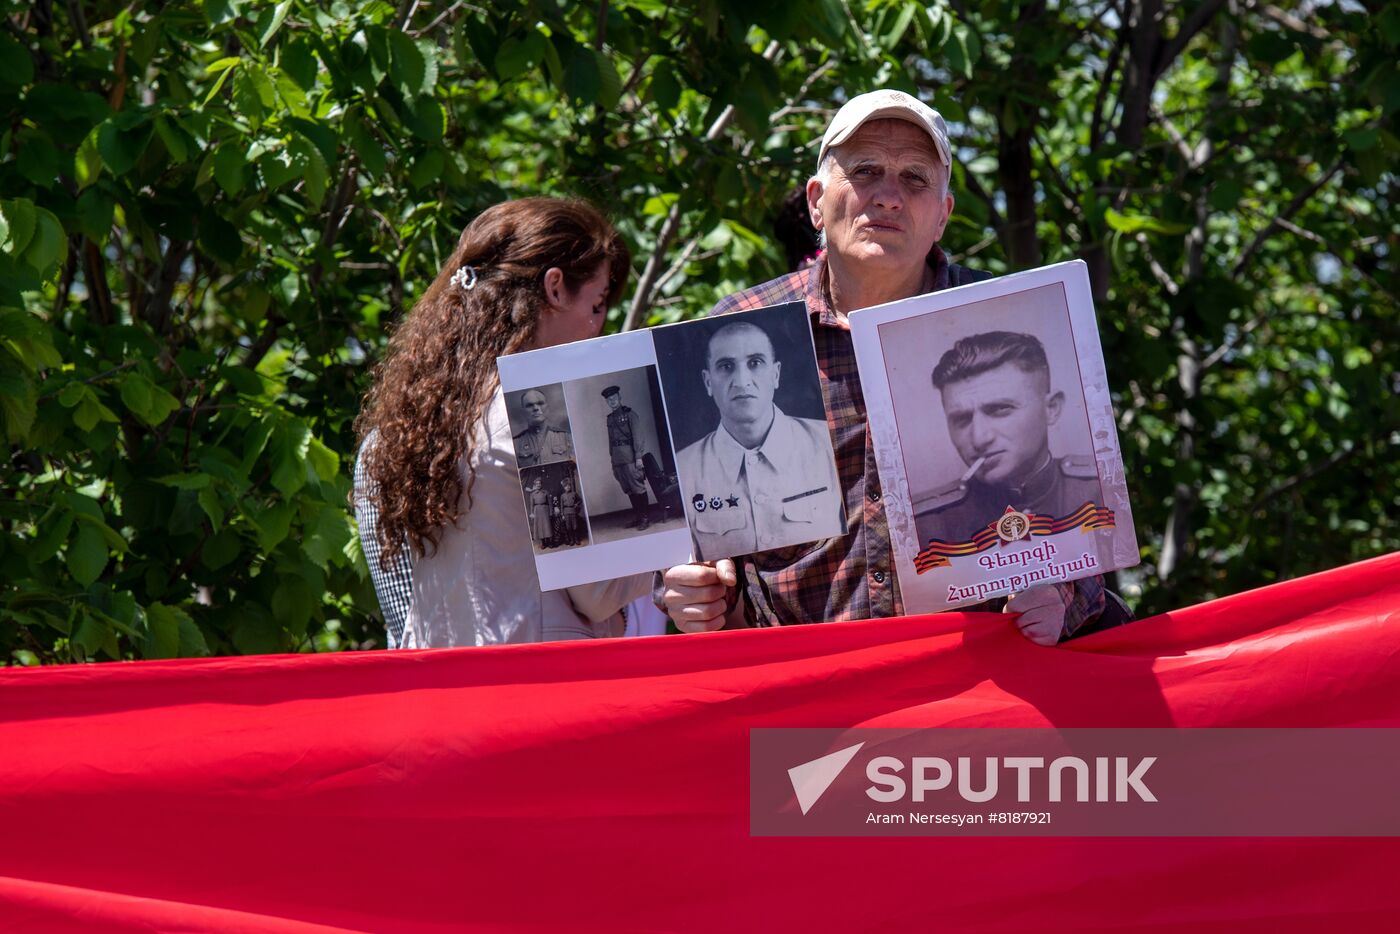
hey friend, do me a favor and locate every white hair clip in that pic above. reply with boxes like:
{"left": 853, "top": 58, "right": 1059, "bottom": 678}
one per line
{"left": 450, "top": 265, "right": 478, "bottom": 290}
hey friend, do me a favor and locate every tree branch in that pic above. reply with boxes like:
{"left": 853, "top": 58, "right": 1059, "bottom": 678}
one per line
{"left": 1158, "top": 0, "right": 1230, "bottom": 78}
{"left": 622, "top": 40, "right": 781, "bottom": 331}
{"left": 1248, "top": 443, "right": 1361, "bottom": 511}
{"left": 1231, "top": 158, "right": 1343, "bottom": 278}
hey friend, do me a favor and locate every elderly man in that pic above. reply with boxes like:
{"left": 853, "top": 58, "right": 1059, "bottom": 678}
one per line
{"left": 677, "top": 320, "right": 843, "bottom": 560}
{"left": 660, "top": 88, "right": 1120, "bottom": 646}
{"left": 917, "top": 331, "right": 1102, "bottom": 545}
{"left": 513, "top": 388, "right": 574, "bottom": 467}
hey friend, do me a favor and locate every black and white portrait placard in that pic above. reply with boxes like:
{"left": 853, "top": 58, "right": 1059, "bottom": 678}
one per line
{"left": 849, "top": 260, "right": 1139, "bottom": 613}
{"left": 652, "top": 302, "right": 844, "bottom": 561}
{"left": 498, "top": 304, "right": 844, "bottom": 591}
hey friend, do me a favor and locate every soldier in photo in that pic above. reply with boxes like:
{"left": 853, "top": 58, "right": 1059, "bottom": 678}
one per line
{"left": 527, "top": 475, "right": 554, "bottom": 549}
{"left": 914, "top": 330, "right": 1101, "bottom": 546}
{"left": 676, "top": 320, "right": 842, "bottom": 561}
{"left": 558, "top": 474, "right": 582, "bottom": 546}
{"left": 513, "top": 388, "right": 574, "bottom": 467}
{"left": 602, "top": 385, "right": 652, "bottom": 531}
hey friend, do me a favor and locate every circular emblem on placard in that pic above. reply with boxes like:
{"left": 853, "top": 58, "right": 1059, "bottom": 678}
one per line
{"left": 995, "top": 509, "right": 1031, "bottom": 543}
{"left": 692, "top": 494, "right": 707, "bottom": 512}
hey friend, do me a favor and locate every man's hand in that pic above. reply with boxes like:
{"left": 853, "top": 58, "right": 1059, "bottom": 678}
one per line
{"left": 661, "top": 559, "right": 737, "bottom": 633}
{"left": 635, "top": 457, "right": 645, "bottom": 471}
{"left": 1004, "top": 585, "right": 1070, "bottom": 646}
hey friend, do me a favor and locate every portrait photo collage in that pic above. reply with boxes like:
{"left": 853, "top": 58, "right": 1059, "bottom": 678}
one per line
{"left": 497, "top": 303, "right": 846, "bottom": 592}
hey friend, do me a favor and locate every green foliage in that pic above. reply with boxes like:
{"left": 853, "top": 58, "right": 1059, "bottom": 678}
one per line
{"left": 1, "top": 0, "right": 1396, "bottom": 662}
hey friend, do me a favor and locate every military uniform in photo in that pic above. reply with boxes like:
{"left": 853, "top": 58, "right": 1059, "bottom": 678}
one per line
{"left": 677, "top": 405, "right": 843, "bottom": 561}
{"left": 914, "top": 454, "right": 1101, "bottom": 546}
{"left": 602, "top": 386, "right": 653, "bottom": 530}
{"left": 559, "top": 486, "right": 582, "bottom": 545}
{"left": 513, "top": 424, "right": 574, "bottom": 468}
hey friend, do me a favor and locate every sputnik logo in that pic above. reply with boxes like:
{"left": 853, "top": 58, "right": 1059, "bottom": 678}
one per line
{"left": 787, "top": 742, "right": 865, "bottom": 815}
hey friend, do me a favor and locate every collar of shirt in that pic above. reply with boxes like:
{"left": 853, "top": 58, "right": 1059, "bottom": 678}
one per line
{"left": 806, "top": 244, "right": 951, "bottom": 331}
{"left": 710, "top": 405, "right": 805, "bottom": 483}
{"left": 973, "top": 451, "right": 1057, "bottom": 502}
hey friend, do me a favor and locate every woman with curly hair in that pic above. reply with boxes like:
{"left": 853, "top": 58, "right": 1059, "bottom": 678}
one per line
{"left": 353, "top": 198, "right": 651, "bottom": 648}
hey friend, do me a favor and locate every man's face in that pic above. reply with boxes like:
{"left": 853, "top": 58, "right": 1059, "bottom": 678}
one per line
{"left": 702, "top": 326, "right": 781, "bottom": 431}
{"left": 606, "top": 394, "right": 621, "bottom": 411}
{"left": 522, "top": 391, "right": 548, "bottom": 427}
{"left": 807, "top": 120, "right": 953, "bottom": 275}
{"left": 939, "top": 363, "right": 1062, "bottom": 487}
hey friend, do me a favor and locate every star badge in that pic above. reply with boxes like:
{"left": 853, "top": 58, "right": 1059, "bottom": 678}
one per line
{"left": 725, "top": 494, "right": 740, "bottom": 508}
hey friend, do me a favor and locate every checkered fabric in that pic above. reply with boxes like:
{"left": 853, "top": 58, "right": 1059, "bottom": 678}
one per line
{"left": 710, "top": 247, "right": 1108, "bottom": 638}
{"left": 353, "top": 439, "right": 413, "bottom": 649}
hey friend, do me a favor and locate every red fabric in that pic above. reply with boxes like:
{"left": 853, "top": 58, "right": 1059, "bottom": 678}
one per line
{"left": 2, "top": 553, "right": 1399, "bottom": 933}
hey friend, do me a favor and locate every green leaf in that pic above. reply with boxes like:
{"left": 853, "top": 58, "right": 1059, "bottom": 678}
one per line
{"left": 564, "top": 48, "right": 600, "bottom": 105}
{"left": 883, "top": 3, "right": 917, "bottom": 47}
{"left": 1103, "top": 207, "right": 1191, "bottom": 236}
{"left": 241, "top": 415, "right": 276, "bottom": 471}
{"left": 1, "top": 199, "right": 36, "bottom": 256}
{"left": 202, "top": 529, "right": 241, "bottom": 570}
{"left": 198, "top": 484, "right": 224, "bottom": 531}
{"left": 66, "top": 522, "right": 108, "bottom": 586}
{"left": 70, "top": 611, "right": 110, "bottom": 659}
{"left": 153, "top": 114, "right": 192, "bottom": 163}
{"left": 306, "top": 435, "right": 340, "bottom": 481}
{"left": 270, "top": 418, "right": 312, "bottom": 495}
{"left": 495, "top": 37, "right": 533, "bottom": 82}
{"left": 404, "top": 96, "right": 446, "bottom": 142}
{"left": 200, "top": 210, "right": 243, "bottom": 264}
{"left": 0, "top": 31, "right": 34, "bottom": 88}
{"left": 594, "top": 51, "right": 622, "bottom": 110}
{"left": 257, "top": 0, "right": 293, "bottom": 48}
{"left": 73, "top": 513, "right": 129, "bottom": 554}
{"left": 0, "top": 368, "right": 35, "bottom": 441}
{"left": 282, "top": 38, "right": 318, "bottom": 89}
{"left": 289, "top": 134, "right": 329, "bottom": 207}
{"left": 347, "top": 115, "right": 387, "bottom": 177}
{"left": 272, "top": 575, "right": 314, "bottom": 630}
{"left": 96, "top": 118, "right": 152, "bottom": 177}
{"left": 157, "top": 472, "right": 212, "bottom": 490}
{"left": 31, "top": 511, "right": 74, "bottom": 563}
{"left": 252, "top": 501, "right": 295, "bottom": 551}
{"left": 21, "top": 208, "right": 67, "bottom": 279}
{"left": 210, "top": 144, "right": 247, "bottom": 195}
{"left": 76, "top": 187, "right": 114, "bottom": 241}
{"left": 143, "top": 601, "right": 181, "bottom": 658}
{"left": 388, "top": 30, "right": 430, "bottom": 95}
{"left": 205, "top": 0, "right": 243, "bottom": 26}
{"left": 57, "top": 382, "right": 86, "bottom": 407}
{"left": 204, "top": 56, "right": 243, "bottom": 75}
{"left": 651, "top": 61, "right": 680, "bottom": 112}
{"left": 119, "top": 373, "right": 181, "bottom": 426}
{"left": 304, "top": 504, "right": 352, "bottom": 570}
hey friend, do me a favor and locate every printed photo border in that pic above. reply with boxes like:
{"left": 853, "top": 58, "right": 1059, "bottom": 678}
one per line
{"left": 849, "top": 260, "right": 1140, "bottom": 613}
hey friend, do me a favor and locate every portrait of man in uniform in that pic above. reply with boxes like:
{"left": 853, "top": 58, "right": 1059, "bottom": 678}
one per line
{"left": 602, "top": 384, "right": 653, "bottom": 532}
{"left": 556, "top": 366, "right": 686, "bottom": 548}
{"left": 669, "top": 316, "right": 844, "bottom": 561}
{"left": 506, "top": 384, "right": 575, "bottom": 468}
{"left": 913, "top": 330, "right": 1102, "bottom": 547}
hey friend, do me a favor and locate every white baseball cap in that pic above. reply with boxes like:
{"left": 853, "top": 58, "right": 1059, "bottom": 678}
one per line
{"left": 817, "top": 89, "right": 951, "bottom": 169}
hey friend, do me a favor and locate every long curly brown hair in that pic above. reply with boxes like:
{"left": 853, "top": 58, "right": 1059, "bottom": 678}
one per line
{"left": 355, "top": 198, "right": 630, "bottom": 565}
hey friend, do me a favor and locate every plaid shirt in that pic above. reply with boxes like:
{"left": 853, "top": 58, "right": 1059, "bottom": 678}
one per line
{"left": 711, "top": 246, "right": 1108, "bottom": 640}
{"left": 353, "top": 437, "right": 412, "bottom": 649}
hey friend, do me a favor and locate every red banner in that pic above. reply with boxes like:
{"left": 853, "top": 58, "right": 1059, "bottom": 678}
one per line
{"left": 2, "top": 553, "right": 1399, "bottom": 932}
